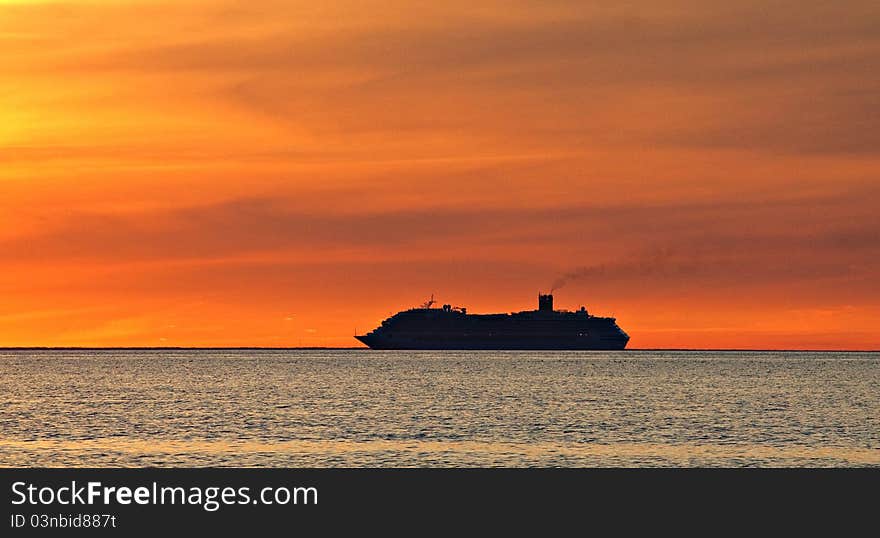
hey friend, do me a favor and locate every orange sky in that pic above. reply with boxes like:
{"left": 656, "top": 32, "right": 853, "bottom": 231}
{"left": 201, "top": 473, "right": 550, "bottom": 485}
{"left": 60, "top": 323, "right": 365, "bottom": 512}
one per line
{"left": 1, "top": 0, "right": 878, "bottom": 349}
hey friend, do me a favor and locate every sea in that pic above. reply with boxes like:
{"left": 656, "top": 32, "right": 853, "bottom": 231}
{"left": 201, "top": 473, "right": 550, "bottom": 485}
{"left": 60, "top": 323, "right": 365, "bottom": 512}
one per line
{"left": 1, "top": 349, "right": 877, "bottom": 467}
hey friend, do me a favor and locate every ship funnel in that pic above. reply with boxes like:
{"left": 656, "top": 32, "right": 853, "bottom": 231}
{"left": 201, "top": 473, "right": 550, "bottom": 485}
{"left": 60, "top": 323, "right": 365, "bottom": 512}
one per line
{"left": 538, "top": 293, "right": 554, "bottom": 312}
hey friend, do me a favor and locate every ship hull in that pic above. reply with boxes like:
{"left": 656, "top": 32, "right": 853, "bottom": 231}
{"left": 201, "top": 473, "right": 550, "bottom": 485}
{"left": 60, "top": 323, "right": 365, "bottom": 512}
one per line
{"left": 355, "top": 334, "right": 628, "bottom": 350}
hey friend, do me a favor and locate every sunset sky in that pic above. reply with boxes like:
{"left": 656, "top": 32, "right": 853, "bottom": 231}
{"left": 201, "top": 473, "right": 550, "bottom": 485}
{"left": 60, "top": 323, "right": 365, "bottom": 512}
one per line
{"left": 1, "top": 0, "right": 878, "bottom": 348}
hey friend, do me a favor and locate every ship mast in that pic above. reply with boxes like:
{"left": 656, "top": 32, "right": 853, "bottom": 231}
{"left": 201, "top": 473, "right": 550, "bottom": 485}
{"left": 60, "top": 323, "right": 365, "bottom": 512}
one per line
{"left": 420, "top": 294, "right": 436, "bottom": 309}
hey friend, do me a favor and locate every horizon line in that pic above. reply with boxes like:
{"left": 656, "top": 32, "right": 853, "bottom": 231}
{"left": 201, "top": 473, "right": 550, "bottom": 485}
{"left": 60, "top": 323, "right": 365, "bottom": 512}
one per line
{"left": 0, "top": 347, "right": 877, "bottom": 353}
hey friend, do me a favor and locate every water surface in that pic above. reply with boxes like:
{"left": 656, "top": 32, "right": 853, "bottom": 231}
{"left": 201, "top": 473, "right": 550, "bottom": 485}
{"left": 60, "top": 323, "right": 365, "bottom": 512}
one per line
{"left": 1, "top": 350, "right": 877, "bottom": 467}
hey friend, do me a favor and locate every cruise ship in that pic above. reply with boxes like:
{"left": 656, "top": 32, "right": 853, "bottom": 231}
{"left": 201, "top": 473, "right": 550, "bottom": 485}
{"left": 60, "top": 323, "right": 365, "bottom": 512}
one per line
{"left": 355, "top": 294, "right": 629, "bottom": 350}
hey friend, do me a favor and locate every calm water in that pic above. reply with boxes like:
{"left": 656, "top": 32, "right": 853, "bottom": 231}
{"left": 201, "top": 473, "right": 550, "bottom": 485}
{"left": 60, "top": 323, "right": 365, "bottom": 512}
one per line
{"left": 0, "top": 350, "right": 877, "bottom": 467}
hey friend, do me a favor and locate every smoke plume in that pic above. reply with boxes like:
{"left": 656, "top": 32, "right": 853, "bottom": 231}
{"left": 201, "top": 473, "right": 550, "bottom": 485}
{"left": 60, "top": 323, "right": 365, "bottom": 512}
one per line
{"left": 549, "top": 248, "right": 703, "bottom": 293}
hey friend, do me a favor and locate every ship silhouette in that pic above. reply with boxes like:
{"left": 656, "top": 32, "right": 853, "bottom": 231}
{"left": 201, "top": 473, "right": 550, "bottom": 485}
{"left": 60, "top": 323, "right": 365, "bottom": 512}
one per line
{"left": 355, "top": 294, "right": 629, "bottom": 350}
